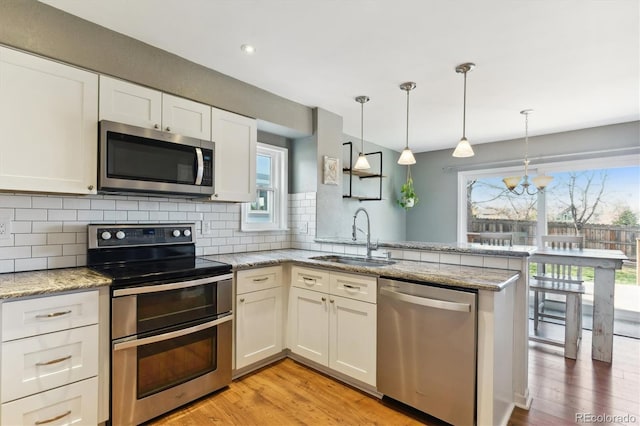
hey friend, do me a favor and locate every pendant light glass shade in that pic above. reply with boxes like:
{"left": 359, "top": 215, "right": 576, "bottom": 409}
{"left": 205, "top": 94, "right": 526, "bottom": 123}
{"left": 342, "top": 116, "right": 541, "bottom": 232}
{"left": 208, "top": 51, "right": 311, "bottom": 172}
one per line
{"left": 452, "top": 137, "right": 474, "bottom": 157}
{"left": 398, "top": 148, "right": 416, "bottom": 165}
{"left": 452, "top": 63, "right": 475, "bottom": 158}
{"left": 353, "top": 96, "right": 371, "bottom": 170}
{"left": 398, "top": 82, "right": 417, "bottom": 165}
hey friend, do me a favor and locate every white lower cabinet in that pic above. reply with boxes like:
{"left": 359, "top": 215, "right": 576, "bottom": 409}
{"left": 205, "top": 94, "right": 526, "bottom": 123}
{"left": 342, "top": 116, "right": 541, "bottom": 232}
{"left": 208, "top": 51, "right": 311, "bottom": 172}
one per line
{"left": 288, "top": 267, "right": 377, "bottom": 386}
{"left": 235, "top": 266, "right": 284, "bottom": 369}
{"left": 0, "top": 290, "right": 101, "bottom": 425}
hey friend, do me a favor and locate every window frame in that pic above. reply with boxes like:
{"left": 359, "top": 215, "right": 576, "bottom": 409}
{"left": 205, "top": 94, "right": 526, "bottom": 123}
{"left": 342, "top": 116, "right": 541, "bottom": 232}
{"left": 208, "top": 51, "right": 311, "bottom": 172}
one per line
{"left": 240, "top": 142, "right": 288, "bottom": 232}
{"left": 457, "top": 154, "right": 640, "bottom": 245}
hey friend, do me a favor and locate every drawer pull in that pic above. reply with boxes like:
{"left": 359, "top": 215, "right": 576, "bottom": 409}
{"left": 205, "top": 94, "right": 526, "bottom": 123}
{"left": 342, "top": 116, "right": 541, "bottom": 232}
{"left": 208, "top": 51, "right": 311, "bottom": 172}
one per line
{"left": 302, "top": 276, "right": 317, "bottom": 285}
{"left": 343, "top": 284, "right": 360, "bottom": 291}
{"left": 252, "top": 277, "right": 269, "bottom": 282}
{"left": 35, "top": 310, "right": 72, "bottom": 319}
{"left": 35, "top": 410, "right": 71, "bottom": 425}
{"left": 36, "top": 355, "right": 72, "bottom": 366}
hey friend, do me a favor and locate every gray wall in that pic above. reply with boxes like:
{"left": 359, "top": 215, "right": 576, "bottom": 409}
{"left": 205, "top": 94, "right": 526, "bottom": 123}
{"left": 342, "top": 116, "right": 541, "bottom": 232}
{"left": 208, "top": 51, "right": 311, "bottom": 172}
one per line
{"left": 335, "top": 136, "right": 407, "bottom": 242}
{"left": 0, "top": 0, "right": 312, "bottom": 136}
{"left": 408, "top": 121, "right": 640, "bottom": 243}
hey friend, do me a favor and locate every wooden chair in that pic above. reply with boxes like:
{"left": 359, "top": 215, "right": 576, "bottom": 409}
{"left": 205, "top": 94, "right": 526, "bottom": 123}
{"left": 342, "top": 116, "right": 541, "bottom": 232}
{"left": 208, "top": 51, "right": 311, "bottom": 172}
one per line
{"left": 529, "top": 235, "right": 585, "bottom": 359}
{"left": 471, "top": 232, "right": 513, "bottom": 247}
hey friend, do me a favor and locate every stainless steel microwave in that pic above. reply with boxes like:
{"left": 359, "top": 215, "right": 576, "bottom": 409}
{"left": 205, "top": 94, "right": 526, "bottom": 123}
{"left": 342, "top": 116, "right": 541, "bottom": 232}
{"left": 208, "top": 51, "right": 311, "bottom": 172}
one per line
{"left": 99, "top": 120, "right": 214, "bottom": 197}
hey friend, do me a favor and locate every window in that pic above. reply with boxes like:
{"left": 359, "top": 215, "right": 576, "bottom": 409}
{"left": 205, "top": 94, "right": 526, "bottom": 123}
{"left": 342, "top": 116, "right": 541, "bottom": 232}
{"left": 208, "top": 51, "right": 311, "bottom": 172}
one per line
{"left": 241, "top": 143, "right": 288, "bottom": 231}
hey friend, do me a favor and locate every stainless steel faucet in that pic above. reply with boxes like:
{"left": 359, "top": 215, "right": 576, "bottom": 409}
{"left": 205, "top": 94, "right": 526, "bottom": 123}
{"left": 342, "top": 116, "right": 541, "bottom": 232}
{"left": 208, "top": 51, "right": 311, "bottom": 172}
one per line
{"left": 352, "top": 207, "right": 377, "bottom": 258}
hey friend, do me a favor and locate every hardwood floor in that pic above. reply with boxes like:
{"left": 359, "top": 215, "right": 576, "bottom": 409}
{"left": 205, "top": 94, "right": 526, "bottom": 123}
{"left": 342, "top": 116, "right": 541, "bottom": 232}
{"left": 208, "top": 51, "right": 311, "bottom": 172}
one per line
{"left": 148, "top": 330, "right": 639, "bottom": 426}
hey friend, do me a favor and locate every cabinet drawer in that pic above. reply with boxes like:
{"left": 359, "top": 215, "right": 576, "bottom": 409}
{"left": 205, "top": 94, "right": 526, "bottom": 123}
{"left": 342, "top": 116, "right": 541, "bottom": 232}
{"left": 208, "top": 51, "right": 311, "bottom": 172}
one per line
{"left": 291, "top": 266, "right": 330, "bottom": 292}
{"left": 330, "top": 272, "right": 377, "bottom": 304}
{"left": 1, "top": 324, "right": 99, "bottom": 403}
{"left": 237, "top": 266, "right": 282, "bottom": 294}
{"left": 2, "top": 290, "right": 99, "bottom": 342}
{"left": 1, "top": 377, "right": 98, "bottom": 426}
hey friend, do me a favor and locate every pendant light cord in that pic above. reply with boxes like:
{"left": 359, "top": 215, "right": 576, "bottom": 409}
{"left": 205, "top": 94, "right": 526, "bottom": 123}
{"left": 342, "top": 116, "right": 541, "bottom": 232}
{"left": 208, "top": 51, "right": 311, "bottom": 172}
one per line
{"left": 361, "top": 101, "right": 365, "bottom": 153}
{"left": 524, "top": 112, "right": 530, "bottom": 176}
{"left": 462, "top": 71, "right": 467, "bottom": 139}
{"left": 405, "top": 89, "right": 410, "bottom": 149}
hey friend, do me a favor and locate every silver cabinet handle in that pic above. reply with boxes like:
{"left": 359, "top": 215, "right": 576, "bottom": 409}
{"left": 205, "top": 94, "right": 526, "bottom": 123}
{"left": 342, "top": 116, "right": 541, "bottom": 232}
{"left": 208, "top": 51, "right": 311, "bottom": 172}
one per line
{"left": 153, "top": 124, "right": 159, "bottom": 129}
{"left": 330, "top": 299, "right": 335, "bottom": 304}
{"left": 35, "top": 410, "right": 72, "bottom": 425}
{"left": 114, "top": 314, "right": 233, "bottom": 351}
{"left": 36, "top": 355, "right": 72, "bottom": 366}
{"left": 321, "top": 297, "right": 326, "bottom": 302}
{"left": 195, "top": 147, "right": 204, "bottom": 185}
{"left": 239, "top": 298, "right": 245, "bottom": 303}
{"left": 113, "top": 273, "right": 232, "bottom": 296}
{"left": 36, "top": 310, "right": 71, "bottom": 319}
{"left": 87, "top": 185, "right": 94, "bottom": 190}
{"left": 252, "top": 277, "right": 269, "bottom": 282}
{"left": 343, "top": 284, "right": 360, "bottom": 291}
{"left": 380, "top": 287, "right": 470, "bottom": 312}
{"left": 165, "top": 126, "right": 171, "bottom": 131}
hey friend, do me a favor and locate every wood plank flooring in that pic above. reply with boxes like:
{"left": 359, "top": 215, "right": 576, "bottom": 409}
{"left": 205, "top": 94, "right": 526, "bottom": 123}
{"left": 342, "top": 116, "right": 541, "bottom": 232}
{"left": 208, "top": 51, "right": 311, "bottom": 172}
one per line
{"left": 148, "top": 330, "right": 639, "bottom": 426}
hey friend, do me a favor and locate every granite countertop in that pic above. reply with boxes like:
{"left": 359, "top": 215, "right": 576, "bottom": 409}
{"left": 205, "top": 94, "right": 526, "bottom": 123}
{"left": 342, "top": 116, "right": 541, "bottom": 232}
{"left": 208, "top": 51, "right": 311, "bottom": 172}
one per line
{"left": 314, "top": 237, "right": 537, "bottom": 257}
{"left": 204, "top": 249, "right": 520, "bottom": 291}
{"left": 0, "top": 268, "right": 111, "bottom": 300}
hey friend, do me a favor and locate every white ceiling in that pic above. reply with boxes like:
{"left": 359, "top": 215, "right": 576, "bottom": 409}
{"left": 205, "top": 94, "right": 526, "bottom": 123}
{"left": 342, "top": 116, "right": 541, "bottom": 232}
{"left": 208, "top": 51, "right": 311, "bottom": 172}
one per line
{"left": 41, "top": 0, "right": 639, "bottom": 153}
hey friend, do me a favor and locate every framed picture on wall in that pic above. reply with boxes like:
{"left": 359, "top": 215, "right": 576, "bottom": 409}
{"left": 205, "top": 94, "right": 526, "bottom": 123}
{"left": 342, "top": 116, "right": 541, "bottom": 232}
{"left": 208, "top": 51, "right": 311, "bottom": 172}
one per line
{"left": 323, "top": 156, "right": 339, "bottom": 185}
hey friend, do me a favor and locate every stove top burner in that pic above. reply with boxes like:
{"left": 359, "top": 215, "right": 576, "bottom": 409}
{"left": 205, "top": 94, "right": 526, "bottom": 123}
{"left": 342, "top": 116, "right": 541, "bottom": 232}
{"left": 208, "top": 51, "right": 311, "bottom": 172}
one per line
{"left": 90, "top": 257, "right": 232, "bottom": 287}
{"left": 87, "top": 223, "right": 232, "bottom": 287}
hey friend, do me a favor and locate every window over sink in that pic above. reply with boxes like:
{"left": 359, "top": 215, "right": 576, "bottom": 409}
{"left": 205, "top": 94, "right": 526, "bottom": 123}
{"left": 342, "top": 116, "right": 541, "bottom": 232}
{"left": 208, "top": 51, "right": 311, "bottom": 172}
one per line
{"left": 241, "top": 143, "right": 288, "bottom": 231}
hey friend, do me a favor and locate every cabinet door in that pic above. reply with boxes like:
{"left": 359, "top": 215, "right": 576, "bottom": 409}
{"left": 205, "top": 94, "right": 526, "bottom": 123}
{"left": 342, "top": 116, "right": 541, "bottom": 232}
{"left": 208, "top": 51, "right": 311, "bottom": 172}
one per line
{"left": 288, "top": 287, "right": 329, "bottom": 365}
{"left": 0, "top": 47, "right": 98, "bottom": 194}
{"left": 211, "top": 107, "right": 256, "bottom": 202}
{"left": 99, "top": 75, "right": 162, "bottom": 129}
{"left": 161, "top": 94, "right": 211, "bottom": 140}
{"left": 236, "top": 287, "right": 283, "bottom": 369}
{"left": 329, "top": 295, "right": 376, "bottom": 386}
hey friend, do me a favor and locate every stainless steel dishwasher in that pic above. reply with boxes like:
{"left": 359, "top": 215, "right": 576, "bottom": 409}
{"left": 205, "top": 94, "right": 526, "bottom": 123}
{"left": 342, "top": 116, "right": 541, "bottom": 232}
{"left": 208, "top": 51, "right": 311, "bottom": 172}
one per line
{"left": 377, "top": 278, "right": 477, "bottom": 426}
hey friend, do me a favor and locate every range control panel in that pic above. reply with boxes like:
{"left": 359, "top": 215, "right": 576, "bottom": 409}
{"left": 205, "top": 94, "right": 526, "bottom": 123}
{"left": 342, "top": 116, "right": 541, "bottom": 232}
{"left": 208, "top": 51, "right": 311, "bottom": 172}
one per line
{"left": 88, "top": 223, "right": 196, "bottom": 249}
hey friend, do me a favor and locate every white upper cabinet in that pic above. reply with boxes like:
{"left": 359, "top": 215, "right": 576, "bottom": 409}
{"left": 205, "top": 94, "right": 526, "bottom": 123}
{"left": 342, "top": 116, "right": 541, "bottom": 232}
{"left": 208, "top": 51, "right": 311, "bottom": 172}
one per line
{"left": 211, "top": 107, "right": 257, "bottom": 202}
{"left": 0, "top": 47, "right": 98, "bottom": 194}
{"left": 162, "top": 93, "right": 211, "bottom": 140}
{"left": 99, "top": 76, "right": 211, "bottom": 140}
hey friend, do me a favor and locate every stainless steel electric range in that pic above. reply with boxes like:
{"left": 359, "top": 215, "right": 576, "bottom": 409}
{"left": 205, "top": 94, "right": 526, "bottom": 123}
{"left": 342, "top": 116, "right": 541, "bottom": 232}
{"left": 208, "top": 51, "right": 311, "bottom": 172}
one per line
{"left": 87, "top": 223, "right": 233, "bottom": 426}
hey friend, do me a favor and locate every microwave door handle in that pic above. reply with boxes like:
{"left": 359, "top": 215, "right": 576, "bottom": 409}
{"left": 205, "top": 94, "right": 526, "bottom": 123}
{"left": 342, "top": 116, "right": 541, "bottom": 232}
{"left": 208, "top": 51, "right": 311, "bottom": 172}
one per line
{"left": 195, "top": 147, "right": 204, "bottom": 185}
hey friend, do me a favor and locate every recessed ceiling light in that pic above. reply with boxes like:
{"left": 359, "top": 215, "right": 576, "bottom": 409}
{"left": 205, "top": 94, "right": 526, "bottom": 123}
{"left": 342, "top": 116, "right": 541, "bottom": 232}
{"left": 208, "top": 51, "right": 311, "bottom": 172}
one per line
{"left": 240, "top": 44, "right": 256, "bottom": 54}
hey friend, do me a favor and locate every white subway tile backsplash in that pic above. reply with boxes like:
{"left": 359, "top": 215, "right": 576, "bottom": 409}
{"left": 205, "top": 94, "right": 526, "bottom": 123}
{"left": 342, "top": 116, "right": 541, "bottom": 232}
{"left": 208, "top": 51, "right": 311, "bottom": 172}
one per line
{"left": 15, "top": 209, "right": 47, "bottom": 221}
{"left": 14, "top": 234, "right": 47, "bottom": 246}
{"left": 484, "top": 256, "right": 510, "bottom": 270}
{"left": 91, "top": 199, "right": 116, "bottom": 210}
{"left": 0, "top": 195, "right": 31, "bottom": 208}
{"left": 0, "top": 246, "right": 31, "bottom": 260}
{"left": 0, "top": 260, "right": 14, "bottom": 273}
{"left": 78, "top": 210, "right": 104, "bottom": 221}
{"left": 32, "top": 245, "right": 63, "bottom": 257}
{"left": 148, "top": 211, "right": 169, "bottom": 221}
{"left": 63, "top": 222, "right": 90, "bottom": 233}
{"left": 63, "top": 243, "right": 86, "bottom": 256}
{"left": 15, "top": 257, "right": 47, "bottom": 272}
{"left": 460, "top": 254, "right": 484, "bottom": 267}
{"left": 32, "top": 196, "right": 63, "bottom": 209}
{"left": 440, "top": 253, "right": 461, "bottom": 265}
{"left": 178, "top": 203, "right": 196, "bottom": 212}
{"left": 32, "top": 221, "right": 62, "bottom": 233}
{"left": 63, "top": 198, "right": 91, "bottom": 210}
{"left": 105, "top": 210, "right": 129, "bottom": 221}
{"left": 48, "top": 209, "right": 77, "bottom": 221}
{"left": 11, "top": 221, "right": 32, "bottom": 234}
{"left": 47, "top": 256, "right": 77, "bottom": 269}
{"left": 159, "top": 202, "right": 178, "bottom": 211}
{"left": 127, "top": 211, "right": 149, "bottom": 221}
{"left": 116, "top": 200, "right": 139, "bottom": 210}
{"left": 420, "top": 251, "right": 440, "bottom": 263}
{"left": 48, "top": 233, "right": 76, "bottom": 245}
{"left": 138, "top": 201, "right": 160, "bottom": 211}
{"left": 168, "top": 212, "right": 187, "bottom": 221}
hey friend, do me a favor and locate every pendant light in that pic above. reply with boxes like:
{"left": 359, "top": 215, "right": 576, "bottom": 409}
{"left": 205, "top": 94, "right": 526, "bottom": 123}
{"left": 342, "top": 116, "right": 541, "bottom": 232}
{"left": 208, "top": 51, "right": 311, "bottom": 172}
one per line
{"left": 502, "top": 110, "right": 553, "bottom": 195}
{"left": 353, "top": 96, "right": 371, "bottom": 170}
{"left": 397, "top": 82, "right": 417, "bottom": 165}
{"left": 452, "top": 62, "right": 475, "bottom": 158}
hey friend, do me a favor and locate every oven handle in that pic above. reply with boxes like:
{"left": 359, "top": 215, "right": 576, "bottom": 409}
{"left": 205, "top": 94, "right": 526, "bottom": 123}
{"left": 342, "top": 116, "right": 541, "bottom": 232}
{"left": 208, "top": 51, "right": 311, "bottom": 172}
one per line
{"left": 112, "top": 273, "right": 233, "bottom": 297}
{"left": 113, "top": 314, "right": 233, "bottom": 351}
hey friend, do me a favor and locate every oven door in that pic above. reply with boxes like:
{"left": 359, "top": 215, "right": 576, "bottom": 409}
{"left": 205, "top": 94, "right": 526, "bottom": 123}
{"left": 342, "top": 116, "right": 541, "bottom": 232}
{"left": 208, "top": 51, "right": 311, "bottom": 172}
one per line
{"left": 112, "top": 314, "right": 232, "bottom": 426}
{"left": 112, "top": 274, "right": 232, "bottom": 340}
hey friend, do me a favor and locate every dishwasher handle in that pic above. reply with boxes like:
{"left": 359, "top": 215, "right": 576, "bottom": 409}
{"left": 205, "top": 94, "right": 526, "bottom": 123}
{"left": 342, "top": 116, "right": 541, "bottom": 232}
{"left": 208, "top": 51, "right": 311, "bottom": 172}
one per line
{"left": 380, "top": 286, "right": 470, "bottom": 312}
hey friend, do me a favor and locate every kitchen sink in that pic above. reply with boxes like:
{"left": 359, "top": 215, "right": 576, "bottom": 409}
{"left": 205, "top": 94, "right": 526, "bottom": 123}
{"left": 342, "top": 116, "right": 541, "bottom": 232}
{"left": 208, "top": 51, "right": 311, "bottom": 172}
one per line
{"left": 310, "top": 254, "right": 396, "bottom": 267}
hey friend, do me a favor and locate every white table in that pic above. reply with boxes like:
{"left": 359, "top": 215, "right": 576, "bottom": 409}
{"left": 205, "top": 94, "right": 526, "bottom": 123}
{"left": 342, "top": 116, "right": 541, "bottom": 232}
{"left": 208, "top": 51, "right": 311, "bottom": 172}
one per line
{"left": 530, "top": 248, "right": 627, "bottom": 363}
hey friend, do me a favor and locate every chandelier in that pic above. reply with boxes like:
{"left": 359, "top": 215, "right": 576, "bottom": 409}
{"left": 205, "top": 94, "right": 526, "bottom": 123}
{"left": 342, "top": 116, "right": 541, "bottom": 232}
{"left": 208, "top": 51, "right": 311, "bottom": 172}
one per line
{"left": 502, "top": 110, "right": 553, "bottom": 195}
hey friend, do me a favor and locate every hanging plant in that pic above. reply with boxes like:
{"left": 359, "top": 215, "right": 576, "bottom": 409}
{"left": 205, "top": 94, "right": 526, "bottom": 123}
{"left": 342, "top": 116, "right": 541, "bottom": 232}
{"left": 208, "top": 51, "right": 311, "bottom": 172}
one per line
{"left": 398, "top": 166, "right": 419, "bottom": 210}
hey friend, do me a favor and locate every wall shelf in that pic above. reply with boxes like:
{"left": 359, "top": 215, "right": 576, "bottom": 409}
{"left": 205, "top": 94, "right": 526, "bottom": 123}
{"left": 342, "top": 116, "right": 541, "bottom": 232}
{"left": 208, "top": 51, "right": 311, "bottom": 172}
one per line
{"left": 342, "top": 142, "right": 383, "bottom": 201}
